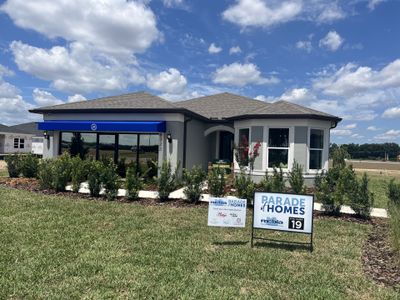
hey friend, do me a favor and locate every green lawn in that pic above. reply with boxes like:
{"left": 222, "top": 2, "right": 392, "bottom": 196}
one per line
{"left": 0, "top": 187, "right": 398, "bottom": 299}
{"left": 0, "top": 169, "right": 8, "bottom": 177}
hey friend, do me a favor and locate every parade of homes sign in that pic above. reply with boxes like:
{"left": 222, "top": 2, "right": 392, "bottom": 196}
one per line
{"left": 208, "top": 197, "right": 247, "bottom": 228}
{"left": 252, "top": 192, "right": 314, "bottom": 251}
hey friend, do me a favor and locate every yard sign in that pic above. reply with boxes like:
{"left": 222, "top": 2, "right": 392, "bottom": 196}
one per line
{"left": 208, "top": 197, "right": 247, "bottom": 228}
{"left": 252, "top": 192, "right": 314, "bottom": 251}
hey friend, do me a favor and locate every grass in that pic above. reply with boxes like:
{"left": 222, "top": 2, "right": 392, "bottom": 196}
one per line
{"left": 0, "top": 169, "right": 8, "bottom": 177}
{"left": 0, "top": 187, "right": 398, "bottom": 299}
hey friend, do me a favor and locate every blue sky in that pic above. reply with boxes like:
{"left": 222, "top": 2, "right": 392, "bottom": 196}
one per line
{"left": 0, "top": 0, "right": 399, "bottom": 143}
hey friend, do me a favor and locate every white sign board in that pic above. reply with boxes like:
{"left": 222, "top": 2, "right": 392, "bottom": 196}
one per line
{"left": 253, "top": 192, "right": 314, "bottom": 234}
{"left": 208, "top": 197, "right": 247, "bottom": 228}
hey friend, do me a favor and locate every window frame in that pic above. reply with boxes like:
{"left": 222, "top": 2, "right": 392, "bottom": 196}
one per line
{"left": 307, "top": 127, "right": 327, "bottom": 172}
{"left": 266, "top": 127, "right": 291, "bottom": 170}
{"left": 19, "top": 138, "right": 25, "bottom": 149}
{"left": 13, "top": 138, "right": 19, "bottom": 149}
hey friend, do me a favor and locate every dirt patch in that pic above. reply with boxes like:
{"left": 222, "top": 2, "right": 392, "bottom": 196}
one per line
{"left": 362, "top": 219, "right": 400, "bottom": 289}
{"left": 313, "top": 210, "right": 373, "bottom": 225}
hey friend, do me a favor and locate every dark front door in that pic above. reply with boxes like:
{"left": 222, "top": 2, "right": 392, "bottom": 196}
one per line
{"left": 219, "top": 131, "right": 234, "bottom": 162}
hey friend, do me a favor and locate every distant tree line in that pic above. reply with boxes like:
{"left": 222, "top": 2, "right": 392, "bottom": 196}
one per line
{"left": 329, "top": 143, "right": 400, "bottom": 161}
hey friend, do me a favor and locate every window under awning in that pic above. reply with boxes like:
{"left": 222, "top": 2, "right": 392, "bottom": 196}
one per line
{"left": 37, "top": 120, "right": 166, "bottom": 133}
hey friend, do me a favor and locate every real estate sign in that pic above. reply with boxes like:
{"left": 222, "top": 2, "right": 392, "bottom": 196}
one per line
{"left": 208, "top": 197, "right": 247, "bottom": 228}
{"left": 253, "top": 192, "right": 314, "bottom": 234}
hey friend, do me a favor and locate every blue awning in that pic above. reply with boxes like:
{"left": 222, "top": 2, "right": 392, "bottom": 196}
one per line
{"left": 38, "top": 120, "right": 166, "bottom": 133}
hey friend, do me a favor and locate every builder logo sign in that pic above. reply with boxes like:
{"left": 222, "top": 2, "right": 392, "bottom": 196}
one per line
{"left": 208, "top": 197, "right": 247, "bottom": 228}
{"left": 90, "top": 123, "right": 97, "bottom": 131}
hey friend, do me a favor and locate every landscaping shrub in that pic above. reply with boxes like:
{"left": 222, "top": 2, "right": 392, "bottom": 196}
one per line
{"left": 146, "top": 159, "right": 158, "bottom": 181}
{"left": 117, "top": 158, "right": 127, "bottom": 178}
{"left": 157, "top": 160, "right": 180, "bottom": 201}
{"left": 271, "top": 167, "right": 285, "bottom": 193}
{"left": 207, "top": 167, "right": 226, "bottom": 197}
{"left": 183, "top": 166, "right": 206, "bottom": 203}
{"left": 37, "top": 159, "right": 54, "bottom": 190}
{"left": 387, "top": 179, "right": 400, "bottom": 255}
{"left": 101, "top": 160, "right": 120, "bottom": 201}
{"left": 52, "top": 153, "right": 72, "bottom": 192}
{"left": 125, "top": 165, "right": 143, "bottom": 201}
{"left": 332, "top": 147, "right": 349, "bottom": 169}
{"left": 259, "top": 171, "right": 272, "bottom": 192}
{"left": 20, "top": 153, "right": 39, "bottom": 178}
{"left": 88, "top": 160, "right": 103, "bottom": 197}
{"left": 288, "top": 161, "right": 305, "bottom": 194}
{"left": 350, "top": 172, "right": 374, "bottom": 219}
{"left": 70, "top": 156, "right": 88, "bottom": 193}
{"left": 235, "top": 171, "right": 255, "bottom": 205}
{"left": 5, "top": 154, "right": 22, "bottom": 178}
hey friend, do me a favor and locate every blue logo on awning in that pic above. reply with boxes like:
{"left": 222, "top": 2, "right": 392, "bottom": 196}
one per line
{"left": 91, "top": 123, "right": 97, "bottom": 131}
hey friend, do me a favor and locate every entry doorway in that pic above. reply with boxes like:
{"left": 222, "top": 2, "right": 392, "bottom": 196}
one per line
{"left": 218, "top": 131, "right": 234, "bottom": 162}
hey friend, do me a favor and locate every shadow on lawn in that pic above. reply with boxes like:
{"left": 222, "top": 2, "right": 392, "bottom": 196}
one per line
{"left": 212, "top": 240, "right": 249, "bottom": 246}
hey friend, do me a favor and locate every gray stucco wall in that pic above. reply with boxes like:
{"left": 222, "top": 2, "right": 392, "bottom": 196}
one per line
{"left": 251, "top": 126, "right": 263, "bottom": 170}
{"left": 294, "top": 126, "right": 308, "bottom": 170}
{"left": 185, "top": 119, "right": 209, "bottom": 170}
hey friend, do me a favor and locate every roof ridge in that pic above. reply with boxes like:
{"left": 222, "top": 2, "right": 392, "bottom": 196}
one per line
{"left": 274, "top": 100, "right": 336, "bottom": 116}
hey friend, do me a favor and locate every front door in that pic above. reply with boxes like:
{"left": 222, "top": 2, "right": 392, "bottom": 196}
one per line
{"left": 219, "top": 131, "right": 234, "bottom": 162}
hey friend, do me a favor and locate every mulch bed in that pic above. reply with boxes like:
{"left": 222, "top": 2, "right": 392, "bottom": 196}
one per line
{"left": 362, "top": 219, "right": 400, "bottom": 289}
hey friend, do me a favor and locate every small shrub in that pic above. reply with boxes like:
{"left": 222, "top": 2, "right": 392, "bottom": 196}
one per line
{"left": 351, "top": 172, "right": 374, "bottom": 219}
{"left": 101, "top": 160, "right": 120, "bottom": 201}
{"left": 207, "top": 167, "right": 226, "bottom": 197}
{"left": 117, "top": 158, "right": 127, "bottom": 178}
{"left": 271, "top": 167, "right": 285, "bottom": 193}
{"left": 183, "top": 166, "right": 206, "bottom": 203}
{"left": 157, "top": 160, "right": 179, "bottom": 202}
{"left": 331, "top": 147, "right": 349, "bottom": 169}
{"left": 235, "top": 171, "right": 255, "bottom": 205}
{"left": 388, "top": 178, "right": 400, "bottom": 206}
{"left": 125, "top": 165, "right": 143, "bottom": 201}
{"left": 88, "top": 160, "right": 103, "bottom": 197}
{"left": 52, "top": 153, "right": 72, "bottom": 192}
{"left": 20, "top": 153, "right": 39, "bottom": 178}
{"left": 387, "top": 179, "right": 400, "bottom": 255}
{"left": 259, "top": 171, "right": 272, "bottom": 192}
{"left": 70, "top": 156, "right": 88, "bottom": 193}
{"left": 146, "top": 159, "right": 158, "bottom": 181}
{"left": 288, "top": 161, "right": 306, "bottom": 194}
{"left": 37, "top": 159, "right": 54, "bottom": 190}
{"left": 5, "top": 154, "right": 22, "bottom": 178}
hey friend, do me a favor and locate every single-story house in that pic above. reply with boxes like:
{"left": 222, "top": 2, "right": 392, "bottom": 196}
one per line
{"left": 9, "top": 122, "right": 44, "bottom": 155}
{"left": 30, "top": 92, "right": 341, "bottom": 184}
{"left": 0, "top": 124, "right": 34, "bottom": 155}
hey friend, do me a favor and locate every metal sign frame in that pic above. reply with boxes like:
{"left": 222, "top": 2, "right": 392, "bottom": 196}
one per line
{"left": 251, "top": 191, "right": 314, "bottom": 252}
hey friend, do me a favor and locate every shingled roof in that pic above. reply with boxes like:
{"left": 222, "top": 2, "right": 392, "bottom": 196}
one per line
{"left": 175, "top": 92, "right": 269, "bottom": 119}
{"left": 0, "top": 124, "right": 33, "bottom": 134}
{"left": 9, "top": 122, "right": 43, "bottom": 136}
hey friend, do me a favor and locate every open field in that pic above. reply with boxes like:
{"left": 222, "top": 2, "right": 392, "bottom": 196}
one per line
{"left": 0, "top": 186, "right": 398, "bottom": 299}
{"left": 348, "top": 160, "right": 400, "bottom": 171}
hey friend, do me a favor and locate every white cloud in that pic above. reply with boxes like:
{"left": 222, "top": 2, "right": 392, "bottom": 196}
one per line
{"left": 222, "top": 0, "right": 302, "bottom": 28}
{"left": 368, "top": 0, "right": 385, "bottom": 10}
{"left": 367, "top": 126, "right": 379, "bottom": 131}
{"left": 208, "top": 43, "right": 222, "bottom": 54}
{"left": 382, "top": 106, "right": 400, "bottom": 118}
{"left": 375, "top": 129, "right": 400, "bottom": 141}
{"left": 32, "top": 88, "right": 63, "bottom": 106}
{"left": 315, "top": 3, "right": 345, "bottom": 23}
{"left": 296, "top": 40, "right": 312, "bottom": 53}
{"left": 331, "top": 129, "right": 352, "bottom": 136}
{"left": 280, "top": 88, "right": 314, "bottom": 103}
{"left": 343, "top": 123, "right": 357, "bottom": 129}
{"left": 313, "top": 59, "right": 400, "bottom": 97}
{"left": 213, "top": 62, "right": 279, "bottom": 87}
{"left": 162, "top": 0, "right": 187, "bottom": 9}
{"left": 68, "top": 94, "right": 87, "bottom": 103}
{"left": 147, "top": 68, "right": 187, "bottom": 94}
{"left": 319, "top": 31, "right": 344, "bottom": 51}
{"left": 229, "top": 46, "right": 242, "bottom": 54}
{"left": 255, "top": 95, "right": 274, "bottom": 101}
{"left": 10, "top": 41, "right": 145, "bottom": 94}
{"left": 1, "top": 0, "right": 159, "bottom": 56}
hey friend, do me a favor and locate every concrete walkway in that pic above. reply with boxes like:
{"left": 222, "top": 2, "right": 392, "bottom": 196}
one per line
{"left": 66, "top": 183, "right": 388, "bottom": 218}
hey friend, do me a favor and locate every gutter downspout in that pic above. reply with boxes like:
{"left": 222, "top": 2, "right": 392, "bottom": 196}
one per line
{"left": 183, "top": 117, "right": 192, "bottom": 169}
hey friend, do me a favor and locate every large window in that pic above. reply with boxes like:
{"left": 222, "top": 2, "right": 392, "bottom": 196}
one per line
{"left": 13, "top": 138, "right": 25, "bottom": 149}
{"left": 237, "top": 128, "right": 249, "bottom": 166}
{"left": 60, "top": 132, "right": 74, "bottom": 154}
{"left": 309, "top": 129, "right": 324, "bottom": 170}
{"left": 118, "top": 134, "right": 138, "bottom": 164}
{"left": 98, "top": 134, "right": 116, "bottom": 161}
{"left": 268, "top": 128, "right": 289, "bottom": 168}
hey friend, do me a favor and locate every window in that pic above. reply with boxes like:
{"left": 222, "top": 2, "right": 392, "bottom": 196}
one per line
{"left": 268, "top": 128, "right": 289, "bottom": 168}
{"left": 19, "top": 139, "right": 25, "bottom": 149}
{"left": 237, "top": 128, "right": 249, "bottom": 166}
{"left": 309, "top": 129, "right": 324, "bottom": 170}
{"left": 13, "top": 138, "right": 19, "bottom": 149}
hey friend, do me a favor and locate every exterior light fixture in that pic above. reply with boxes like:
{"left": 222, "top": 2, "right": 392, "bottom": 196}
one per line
{"left": 167, "top": 133, "right": 172, "bottom": 143}
{"left": 43, "top": 131, "right": 50, "bottom": 140}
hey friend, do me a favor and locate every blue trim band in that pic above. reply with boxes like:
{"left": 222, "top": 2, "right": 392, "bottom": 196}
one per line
{"left": 38, "top": 120, "right": 166, "bottom": 133}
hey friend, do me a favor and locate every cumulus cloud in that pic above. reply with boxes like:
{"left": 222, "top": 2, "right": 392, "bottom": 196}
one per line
{"left": 208, "top": 43, "right": 222, "bottom": 54}
{"left": 68, "top": 94, "right": 87, "bottom": 103}
{"left": 375, "top": 129, "right": 400, "bottom": 141}
{"left": 162, "top": 0, "right": 186, "bottom": 8}
{"left": 367, "top": 126, "right": 379, "bottom": 131}
{"left": 368, "top": 0, "right": 385, "bottom": 10}
{"left": 32, "top": 88, "right": 63, "bottom": 106}
{"left": 229, "top": 46, "right": 242, "bottom": 54}
{"left": 382, "top": 106, "right": 400, "bottom": 118}
{"left": 331, "top": 129, "right": 352, "bottom": 136}
{"left": 1, "top": 0, "right": 160, "bottom": 56}
{"left": 147, "top": 68, "right": 187, "bottom": 94}
{"left": 319, "top": 31, "right": 344, "bottom": 51}
{"left": 10, "top": 41, "right": 145, "bottom": 94}
{"left": 279, "top": 88, "right": 314, "bottom": 103}
{"left": 296, "top": 40, "right": 312, "bottom": 53}
{"left": 213, "top": 62, "right": 279, "bottom": 87}
{"left": 343, "top": 123, "right": 357, "bottom": 129}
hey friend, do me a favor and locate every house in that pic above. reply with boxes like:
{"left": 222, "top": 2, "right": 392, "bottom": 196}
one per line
{"left": 9, "top": 122, "right": 44, "bottom": 155}
{"left": 29, "top": 92, "right": 341, "bottom": 184}
{"left": 0, "top": 124, "right": 34, "bottom": 155}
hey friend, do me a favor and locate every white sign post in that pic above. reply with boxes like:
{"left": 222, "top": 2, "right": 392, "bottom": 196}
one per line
{"left": 252, "top": 192, "right": 314, "bottom": 251}
{"left": 208, "top": 197, "right": 247, "bottom": 228}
